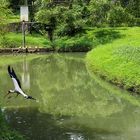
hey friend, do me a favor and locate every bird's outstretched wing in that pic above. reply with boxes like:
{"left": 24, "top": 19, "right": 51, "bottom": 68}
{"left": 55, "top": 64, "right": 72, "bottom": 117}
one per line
{"left": 8, "top": 65, "right": 12, "bottom": 78}
{"left": 8, "top": 65, "right": 22, "bottom": 88}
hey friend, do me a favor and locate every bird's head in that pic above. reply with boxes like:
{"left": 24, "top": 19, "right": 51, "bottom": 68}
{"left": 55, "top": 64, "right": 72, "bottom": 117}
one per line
{"left": 8, "top": 90, "right": 14, "bottom": 93}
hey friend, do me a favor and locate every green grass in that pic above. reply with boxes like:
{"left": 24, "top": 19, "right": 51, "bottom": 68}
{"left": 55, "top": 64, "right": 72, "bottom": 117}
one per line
{"left": 0, "top": 32, "right": 51, "bottom": 48}
{"left": 1, "top": 26, "right": 124, "bottom": 49}
{"left": 86, "top": 27, "right": 140, "bottom": 93}
{"left": 54, "top": 35, "right": 92, "bottom": 51}
{"left": 54, "top": 27, "right": 123, "bottom": 51}
{"left": 7, "top": 14, "right": 20, "bottom": 23}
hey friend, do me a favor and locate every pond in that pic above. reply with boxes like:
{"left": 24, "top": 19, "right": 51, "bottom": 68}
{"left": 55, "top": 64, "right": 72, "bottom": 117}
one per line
{"left": 1, "top": 53, "right": 140, "bottom": 140}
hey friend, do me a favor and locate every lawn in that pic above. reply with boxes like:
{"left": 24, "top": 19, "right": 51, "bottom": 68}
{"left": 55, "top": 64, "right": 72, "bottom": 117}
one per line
{"left": 0, "top": 32, "right": 51, "bottom": 48}
{"left": 7, "top": 14, "right": 20, "bottom": 23}
{"left": 86, "top": 27, "right": 140, "bottom": 93}
{"left": 54, "top": 27, "right": 125, "bottom": 51}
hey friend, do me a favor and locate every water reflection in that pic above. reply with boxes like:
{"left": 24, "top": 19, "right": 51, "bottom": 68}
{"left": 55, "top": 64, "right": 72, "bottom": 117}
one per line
{"left": 21, "top": 57, "right": 30, "bottom": 90}
{"left": 68, "top": 132, "right": 84, "bottom": 140}
{"left": 3, "top": 107, "right": 121, "bottom": 140}
{"left": 1, "top": 53, "right": 140, "bottom": 140}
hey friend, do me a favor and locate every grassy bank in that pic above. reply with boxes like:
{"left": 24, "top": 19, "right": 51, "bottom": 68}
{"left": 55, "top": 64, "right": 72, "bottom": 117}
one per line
{"left": 54, "top": 35, "right": 92, "bottom": 51}
{"left": 0, "top": 32, "right": 51, "bottom": 48}
{"left": 1, "top": 26, "right": 125, "bottom": 51}
{"left": 54, "top": 27, "right": 123, "bottom": 51}
{"left": 86, "top": 27, "right": 140, "bottom": 93}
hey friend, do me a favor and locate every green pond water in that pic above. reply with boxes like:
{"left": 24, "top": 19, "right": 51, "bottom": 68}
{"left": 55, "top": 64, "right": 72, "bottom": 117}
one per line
{"left": 1, "top": 53, "right": 140, "bottom": 140}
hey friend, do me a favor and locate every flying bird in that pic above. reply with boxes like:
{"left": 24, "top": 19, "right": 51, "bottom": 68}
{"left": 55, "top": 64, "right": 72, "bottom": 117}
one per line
{"left": 7, "top": 65, "right": 36, "bottom": 100}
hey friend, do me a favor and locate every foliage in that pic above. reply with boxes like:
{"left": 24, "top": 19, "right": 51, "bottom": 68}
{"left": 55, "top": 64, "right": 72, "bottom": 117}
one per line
{"left": 35, "top": 3, "right": 86, "bottom": 37}
{"left": 35, "top": 0, "right": 139, "bottom": 38}
{"left": 1, "top": 0, "right": 140, "bottom": 49}
{"left": 108, "top": 3, "right": 134, "bottom": 27}
{"left": 125, "top": 0, "right": 140, "bottom": 18}
{"left": 88, "top": 0, "right": 111, "bottom": 27}
{"left": 0, "top": 0, "right": 14, "bottom": 49}
{"left": 54, "top": 27, "right": 123, "bottom": 51}
{"left": 86, "top": 27, "right": 140, "bottom": 93}
{"left": 88, "top": 0, "right": 135, "bottom": 27}
{"left": 54, "top": 35, "right": 92, "bottom": 51}
{"left": 0, "top": 0, "right": 12, "bottom": 25}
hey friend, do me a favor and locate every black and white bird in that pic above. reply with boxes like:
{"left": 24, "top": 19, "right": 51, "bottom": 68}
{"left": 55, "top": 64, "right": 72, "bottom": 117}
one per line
{"left": 7, "top": 65, "right": 36, "bottom": 100}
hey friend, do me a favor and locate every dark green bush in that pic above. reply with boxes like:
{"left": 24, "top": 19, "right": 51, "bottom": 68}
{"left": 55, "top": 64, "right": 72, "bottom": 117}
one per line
{"left": 108, "top": 5, "right": 134, "bottom": 27}
{"left": 57, "top": 23, "right": 84, "bottom": 37}
{"left": 135, "top": 18, "right": 140, "bottom": 26}
{"left": 54, "top": 35, "right": 92, "bottom": 51}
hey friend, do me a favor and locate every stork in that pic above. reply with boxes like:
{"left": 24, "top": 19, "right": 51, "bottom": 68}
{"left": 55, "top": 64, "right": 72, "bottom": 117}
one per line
{"left": 7, "top": 65, "right": 36, "bottom": 100}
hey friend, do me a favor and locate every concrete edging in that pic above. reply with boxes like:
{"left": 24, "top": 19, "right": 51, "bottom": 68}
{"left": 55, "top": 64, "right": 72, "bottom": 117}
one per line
{"left": 0, "top": 48, "right": 55, "bottom": 53}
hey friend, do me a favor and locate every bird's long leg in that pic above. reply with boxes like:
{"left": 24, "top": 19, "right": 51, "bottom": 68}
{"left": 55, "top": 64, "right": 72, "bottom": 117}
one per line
{"left": 6, "top": 95, "right": 14, "bottom": 103}
{"left": 4, "top": 90, "right": 15, "bottom": 99}
{"left": 7, "top": 95, "right": 13, "bottom": 99}
{"left": 15, "top": 93, "right": 20, "bottom": 98}
{"left": 4, "top": 92, "right": 10, "bottom": 98}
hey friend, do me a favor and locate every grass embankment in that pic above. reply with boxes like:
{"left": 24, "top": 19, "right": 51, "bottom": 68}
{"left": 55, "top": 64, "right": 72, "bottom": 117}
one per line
{"left": 1, "top": 26, "right": 122, "bottom": 50}
{"left": 86, "top": 27, "right": 140, "bottom": 93}
{"left": 54, "top": 27, "right": 123, "bottom": 51}
{"left": 0, "top": 32, "right": 51, "bottom": 48}
{"left": 54, "top": 35, "right": 92, "bottom": 51}
{"left": 7, "top": 14, "right": 20, "bottom": 23}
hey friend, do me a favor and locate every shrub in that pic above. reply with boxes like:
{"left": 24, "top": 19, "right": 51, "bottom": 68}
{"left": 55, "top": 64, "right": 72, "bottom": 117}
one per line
{"left": 108, "top": 5, "right": 134, "bottom": 27}
{"left": 54, "top": 35, "right": 92, "bottom": 51}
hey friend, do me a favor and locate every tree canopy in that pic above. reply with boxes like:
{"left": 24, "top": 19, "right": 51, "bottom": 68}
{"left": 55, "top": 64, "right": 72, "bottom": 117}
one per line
{"left": 2, "top": 0, "right": 140, "bottom": 36}
{"left": 33, "top": 0, "right": 140, "bottom": 36}
{"left": 0, "top": 0, "right": 11, "bottom": 25}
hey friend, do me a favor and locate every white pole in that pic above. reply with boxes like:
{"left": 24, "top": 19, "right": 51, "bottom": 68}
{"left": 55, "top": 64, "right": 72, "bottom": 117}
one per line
{"left": 22, "top": 20, "right": 25, "bottom": 48}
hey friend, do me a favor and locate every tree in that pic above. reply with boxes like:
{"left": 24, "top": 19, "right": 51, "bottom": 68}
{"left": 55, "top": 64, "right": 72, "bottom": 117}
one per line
{"left": 120, "top": 0, "right": 140, "bottom": 19}
{"left": 0, "top": 0, "right": 13, "bottom": 47}
{"left": 108, "top": 3, "right": 134, "bottom": 26}
{"left": 126, "top": 0, "right": 140, "bottom": 18}
{"left": 0, "top": 0, "right": 11, "bottom": 25}
{"left": 88, "top": 0, "right": 111, "bottom": 27}
{"left": 35, "top": 0, "right": 89, "bottom": 37}
{"left": 35, "top": 0, "right": 138, "bottom": 35}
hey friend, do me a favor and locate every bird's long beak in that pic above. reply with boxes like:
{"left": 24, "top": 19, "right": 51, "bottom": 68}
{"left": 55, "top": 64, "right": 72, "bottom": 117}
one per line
{"left": 31, "top": 97, "right": 36, "bottom": 100}
{"left": 27, "top": 96, "right": 36, "bottom": 100}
